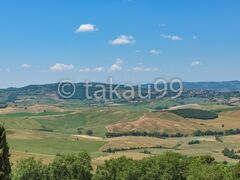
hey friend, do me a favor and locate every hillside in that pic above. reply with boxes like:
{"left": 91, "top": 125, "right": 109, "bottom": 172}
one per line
{"left": 0, "top": 81, "right": 240, "bottom": 104}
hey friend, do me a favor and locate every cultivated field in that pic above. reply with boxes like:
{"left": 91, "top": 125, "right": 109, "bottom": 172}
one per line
{"left": 0, "top": 98, "right": 239, "bottom": 165}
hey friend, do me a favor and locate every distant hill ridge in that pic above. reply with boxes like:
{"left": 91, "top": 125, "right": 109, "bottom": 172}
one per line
{"left": 0, "top": 81, "right": 239, "bottom": 104}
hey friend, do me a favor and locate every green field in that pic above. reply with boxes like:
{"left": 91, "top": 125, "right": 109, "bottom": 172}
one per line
{"left": 1, "top": 98, "right": 240, "bottom": 164}
{"left": 8, "top": 138, "right": 106, "bottom": 158}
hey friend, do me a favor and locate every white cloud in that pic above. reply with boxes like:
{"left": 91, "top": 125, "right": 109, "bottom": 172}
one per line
{"left": 135, "top": 50, "right": 141, "bottom": 53}
{"left": 108, "top": 59, "right": 123, "bottom": 72}
{"left": 21, "top": 64, "right": 31, "bottom": 68}
{"left": 160, "top": 34, "right": 183, "bottom": 41}
{"left": 109, "top": 35, "right": 135, "bottom": 45}
{"left": 150, "top": 49, "right": 161, "bottom": 55}
{"left": 75, "top": 24, "right": 97, "bottom": 32}
{"left": 94, "top": 66, "right": 105, "bottom": 72}
{"left": 131, "top": 67, "right": 160, "bottom": 72}
{"left": 50, "top": 63, "right": 74, "bottom": 72}
{"left": 191, "top": 60, "right": 201, "bottom": 66}
{"left": 79, "top": 68, "right": 90, "bottom": 72}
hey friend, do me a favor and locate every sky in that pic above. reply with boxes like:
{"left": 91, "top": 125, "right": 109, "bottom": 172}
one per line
{"left": 0, "top": 0, "right": 240, "bottom": 88}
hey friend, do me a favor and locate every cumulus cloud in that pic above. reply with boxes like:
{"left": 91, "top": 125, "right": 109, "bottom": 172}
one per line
{"left": 191, "top": 60, "right": 201, "bottom": 66}
{"left": 108, "top": 59, "right": 123, "bottom": 72}
{"left": 75, "top": 24, "right": 98, "bottom": 32}
{"left": 21, "top": 64, "right": 31, "bottom": 68}
{"left": 78, "top": 67, "right": 105, "bottom": 72}
{"left": 79, "top": 68, "right": 90, "bottom": 72}
{"left": 94, "top": 66, "right": 105, "bottom": 72}
{"left": 109, "top": 35, "right": 135, "bottom": 45}
{"left": 50, "top": 63, "right": 74, "bottom": 72}
{"left": 160, "top": 34, "right": 183, "bottom": 41}
{"left": 131, "top": 67, "right": 160, "bottom": 72}
{"left": 150, "top": 49, "right": 161, "bottom": 55}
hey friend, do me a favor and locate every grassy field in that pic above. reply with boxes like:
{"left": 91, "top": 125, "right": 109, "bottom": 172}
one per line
{"left": 100, "top": 135, "right": 240, "bottom": 164}
{"left": 8, "top": 138, "right": 106, "bottom": 157}
{"left": 1, "top": 100, "right": 240, "bottom": 165}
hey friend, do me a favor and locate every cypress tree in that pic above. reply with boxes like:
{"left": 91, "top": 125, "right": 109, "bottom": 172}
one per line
{"left": 0, "top": 125, "right": 11, "bottom": 180}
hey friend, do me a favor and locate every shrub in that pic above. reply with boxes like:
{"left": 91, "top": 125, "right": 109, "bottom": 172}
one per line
{"left": 86, "top": 130, "right": 93, "bottom": 136}
{"left": 49, "top": 153, "right": 92, "bottom": 180}
{"left": 93, "top": 156, "right": 137, "bottom": 180}
{"left": 12, "top": 158, "right": 49, "bottom": 180}
{"left": 188, "top": 140, "right": 200, "bottom": 145}
{"left": 77, "top": 127, "right": 83, "bottom": 134}
{"left": 222, "top": 147, "right": 240, "bottom": 159}
{"left": 141, "top": 150, "right": 151, "bottom": 154}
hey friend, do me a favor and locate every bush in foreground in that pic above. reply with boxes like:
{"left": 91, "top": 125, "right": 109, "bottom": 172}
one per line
{"left": 12, "top": 158, "right": 50, "bottom": 180}
{"left": 12, "top": 152, "right": 240, "bottom": 180}
{"left": 12, "top": 153, "right": 92, "bottom": 180}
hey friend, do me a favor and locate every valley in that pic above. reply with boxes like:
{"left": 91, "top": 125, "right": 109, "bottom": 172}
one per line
{"left": 1, "top": 89, "right": 240, "bottom": 166}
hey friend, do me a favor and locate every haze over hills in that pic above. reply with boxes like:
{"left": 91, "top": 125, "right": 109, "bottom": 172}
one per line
{"left": 0, "top": 80, "right": 239, "bottom": 104}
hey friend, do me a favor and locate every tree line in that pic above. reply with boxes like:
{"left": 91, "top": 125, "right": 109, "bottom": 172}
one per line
{"left": 193, "top": 129, "right": 240, "bottom": 137}
{"left": 102, "top": 145, "right": 164, "bottom": 153}
{"left": 11, "top": 152, "right": 240, "bottom": 180}
{"left": 105, "top": 131, "right": 186, "bottom": 138}
{"left": 105, "top": 128, "right": 240, "bottom": 139}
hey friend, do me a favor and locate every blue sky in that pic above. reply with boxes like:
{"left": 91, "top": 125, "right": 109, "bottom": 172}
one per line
{"left": 0, "top": 0, "right": 239, "bottom": 88}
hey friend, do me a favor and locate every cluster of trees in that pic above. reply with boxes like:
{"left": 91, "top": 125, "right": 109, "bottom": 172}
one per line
{"left": 171, "top": 109, "right": 218, "bottom": 120}
{"left": 12, "top": 153, "right": 92, "bottom": 180}
{"left": 0, "top": 103, "right": 7, "bottom": 109}
{"left": 106, "top": 131, "right": 186, "bottom": 138}
{"left": 77, "top": 128, "right": 94, "bottom": 136}
{"left": 193, "top": 130, "right": 224, "bottom": 136}
{"left": 193, "top": 128, "right": 240, "bottom": 137}
{"left": 102, "top": 145, "right": 163, "bottom": 153}
{"left": 222, "top": 148, "right": 240, "bottom": 160}
{"left": 188, "top": 140, "right": 200, "bottom": 145}
{"left": 106, "top": 128, "right": 240, "bottom": 139}
{"left": 94, "top": 153, "right": 240, "bottom": 180}
{"left": 10, "top": 152, "right": 240, "bottom": 180}
{"left": 225, "top": 129, "right": 240, "bottom": 136}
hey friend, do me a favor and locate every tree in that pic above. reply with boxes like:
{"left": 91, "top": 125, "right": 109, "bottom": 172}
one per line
{"left": 77, "top": 127, "right": 83, "bottom": 135}
{"left": 94, "top": 152, "right": 189, "bottom": 180}
{"left": 86, "top": 130, "right": 93, "bottom": 136}
{"left": 187, "top": 162, "right": 234, "bottom": 180}
{"left": 12, "top": 158, "right": 50, "bottom": 180}
{"left": 93, "top": 156, "right": 137, "bottom": 180}
{"left": 137, "top": 152, "right": 189, "bottom": 180}
{"left": 49, "top": 153, "right": 92, "bottom": 180}
{"left": 0, "top": 125, "right": 11, "bottom": 180}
